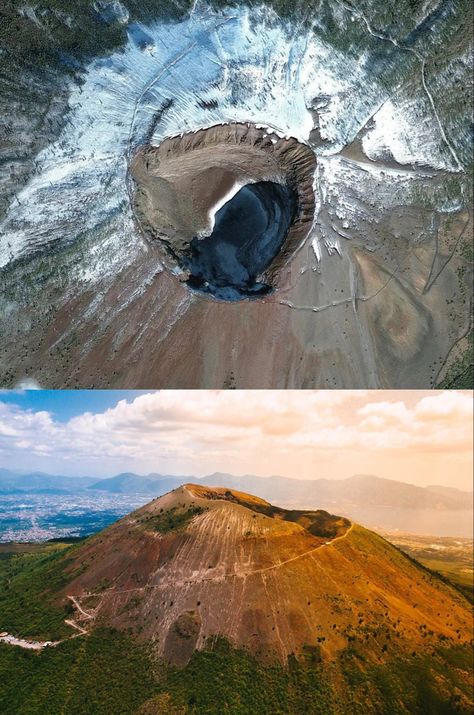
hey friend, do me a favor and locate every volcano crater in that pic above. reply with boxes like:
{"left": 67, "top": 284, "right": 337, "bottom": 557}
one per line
{"left": 130, "top": 122, "right": 316, "bottom": 300}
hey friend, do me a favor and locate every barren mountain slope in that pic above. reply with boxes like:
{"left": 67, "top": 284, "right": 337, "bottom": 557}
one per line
{"left": 57, "top": 485, "right": 472, "bottom": 666}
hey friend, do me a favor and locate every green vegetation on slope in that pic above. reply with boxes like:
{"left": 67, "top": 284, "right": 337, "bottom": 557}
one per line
{"left": 3, "top": 0, "right": 466, "bottom": 67}
{"left": 418, "top": 558, "right": 473, "bottom": 603}
{"left": 0, "top": 630, "right": 156, "bottom": 715}
{"left": 0, "top": 0, "right": 196, "bottom": 66}
{"left": 0, "top": 543, "right": 82, "bottom": 640}
{"left": 0, "top": 632, "right": 472, "bottom": 715}
{"left": 339, "top": 642, "right": 474, "bottom": 715}
{"left": 143, "top": 505, "right": 206, "bottom": 533}
{"left": 385, "top": 535, "right": 473, "bottom": 604}
{"left": 1, "top": 0, "right": 124, "bottom": 64}
{"left": 0, "top": 540, "right": 472, "bottom": 714}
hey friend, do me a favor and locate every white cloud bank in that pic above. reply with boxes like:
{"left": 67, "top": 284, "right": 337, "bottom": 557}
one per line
{"left": 0, "top": 390, "right": 472, "bottom": 487}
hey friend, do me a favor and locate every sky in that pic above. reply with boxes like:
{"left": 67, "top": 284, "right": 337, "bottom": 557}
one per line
{"left": 0, "top": 390, "right": 472, "bottom": 489}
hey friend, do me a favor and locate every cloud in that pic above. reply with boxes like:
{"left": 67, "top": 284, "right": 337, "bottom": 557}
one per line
{"left": 355, "top": 392, "right": 472, "bottom": 452}
{"left": 415, "top": 391, "right": 473, "bottom": 421}
{"left": 0, "top": 391, "right": 471, "bottom": 476}
{"left": 358, "top": 400, "right": 410, "bottom": 423}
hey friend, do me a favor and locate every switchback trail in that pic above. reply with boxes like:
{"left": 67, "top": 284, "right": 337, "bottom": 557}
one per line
{"left": 1, "top": 522, "right": 354, "bottom": 649}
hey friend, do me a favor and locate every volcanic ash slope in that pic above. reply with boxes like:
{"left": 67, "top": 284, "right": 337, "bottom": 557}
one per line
{"left": 57, "top": 485, "right": 473, "bottom": 667}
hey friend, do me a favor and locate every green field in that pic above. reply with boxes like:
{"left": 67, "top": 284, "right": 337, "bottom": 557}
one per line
{"left": 380, "top": 533, "right": 474, "bottom": 604}
{"left": 418, "top": 558, "right": 473, "bottom": 602}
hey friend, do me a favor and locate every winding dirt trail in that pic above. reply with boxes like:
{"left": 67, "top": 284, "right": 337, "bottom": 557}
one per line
{"left": 67, "top": 595, "right": 93, "bottom": 620}
{"left": 79, "top": 522, "right": 355, "bottom": 597}
{"left": 0, "top": 595, "right": 94, "bottom": 650}
{"left": 1, "top": 520, "right": 354, "bottom": 650}
{"left": 64, "top": 619, "right": 88, "bottom": 635}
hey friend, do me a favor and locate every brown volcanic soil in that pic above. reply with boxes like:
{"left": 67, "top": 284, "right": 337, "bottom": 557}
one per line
{"left": 130, "top": 122, "right": 316, "bottom": 284}
{"left": 1, "top": 197, "right": 470, "bottom": 389}
{"left": 57, "top": 485, "right": 473, "bottom": 666}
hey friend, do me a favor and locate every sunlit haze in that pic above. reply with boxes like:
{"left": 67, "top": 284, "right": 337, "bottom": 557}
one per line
{"left": 0, "top": 390, "right": 472, "bottom": 490}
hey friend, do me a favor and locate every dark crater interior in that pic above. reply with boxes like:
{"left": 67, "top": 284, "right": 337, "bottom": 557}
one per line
{"left": 183, "top": 181, "right": 298, "bottom": 301}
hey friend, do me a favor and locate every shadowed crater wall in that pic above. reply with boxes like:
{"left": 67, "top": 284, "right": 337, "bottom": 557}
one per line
{"left": 184, "top": 181, "right": 297, "bottom": 300}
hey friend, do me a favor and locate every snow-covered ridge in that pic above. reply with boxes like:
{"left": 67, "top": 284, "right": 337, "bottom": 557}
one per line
{"left": 0, "top": 3, "right": 466, "bottom": 271}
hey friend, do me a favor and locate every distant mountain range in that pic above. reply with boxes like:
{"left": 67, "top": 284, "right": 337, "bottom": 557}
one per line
{"left": 0, "top": 468, "right": 471, "bottom": 511}
{"left": 0, "top": 469, "right": 96, "bottom": 493}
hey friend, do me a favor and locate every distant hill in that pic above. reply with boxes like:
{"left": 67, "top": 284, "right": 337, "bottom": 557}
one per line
{"left": 86, "top": 471, "right": 472, "bottom": 510}
{"left": 426, "top": 484, "right": 474, "bottom": 502}
{"left": 0, "top": 469, "right": 473, "bottom": 528}
{"left": 203, "top": 472, "right": 473, "bottom": 511}
{"left": 2, "top": 468, "right": 470, "bottom": 509}
{"left": 87, "top": 472, "right": 186, "bottom": 494}
{"left": 1, "top": 469, "right": 471, "bottom": 535}
{"left": 0, "top": 469, "right": 96, "bottom": 494}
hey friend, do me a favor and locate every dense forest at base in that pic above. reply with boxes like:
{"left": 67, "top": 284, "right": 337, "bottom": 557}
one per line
{"left": 0, "top": 630, "right": 472, "bottom": 715}
{"left": 2, "top": 0, "right": 471, "bottom": 68}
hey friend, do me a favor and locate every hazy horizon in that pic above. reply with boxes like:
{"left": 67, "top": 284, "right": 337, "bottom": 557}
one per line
{"left": 2, "top": 467, "right": 474, "bottom": 496}
{"left": 0, "top": 390, "right": 472, "bottom": 490}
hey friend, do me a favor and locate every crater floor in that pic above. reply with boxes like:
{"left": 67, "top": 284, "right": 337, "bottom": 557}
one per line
{"left": 183, "top": 181, "right": 297, "bottom": 300}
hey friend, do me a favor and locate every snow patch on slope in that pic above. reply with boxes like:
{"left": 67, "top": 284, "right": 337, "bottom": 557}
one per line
{"left": 0, "top": 4, "right": 462, "bottom": 271}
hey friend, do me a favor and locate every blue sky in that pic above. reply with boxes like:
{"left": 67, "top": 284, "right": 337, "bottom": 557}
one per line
{"left": 0, "top": 390, "right": 153, "bottom": 423}
{"left": 0, "top": 390, "right": 471, "bottom": 488}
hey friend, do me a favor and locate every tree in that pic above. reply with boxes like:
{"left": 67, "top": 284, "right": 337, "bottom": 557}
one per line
{"left": 136, "top": 692, "right": 188, "bottom": 715}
